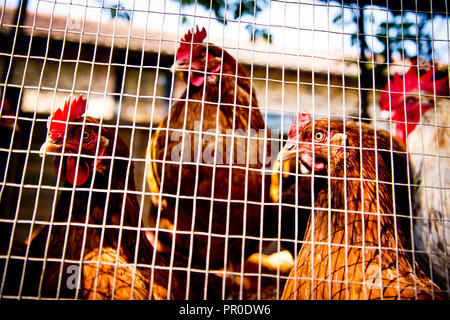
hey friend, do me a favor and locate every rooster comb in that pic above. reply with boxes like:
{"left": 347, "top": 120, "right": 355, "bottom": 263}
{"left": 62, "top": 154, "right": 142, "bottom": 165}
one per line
{"left": 380, "top": 65, "right": 449, "bottom": 110}
{"left": 288, "top": 111, "right": 311, "bottom": 140}
{"left": 177, "top": 26, "right": 207, "bottom": 59}
{"left": 49, "top": 95, "right": 86, "bottom": 136}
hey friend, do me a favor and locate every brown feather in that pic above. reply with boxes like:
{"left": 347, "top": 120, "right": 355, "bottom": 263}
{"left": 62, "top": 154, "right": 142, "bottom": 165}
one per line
{"left": 281, "top": 119, "right": 445, "bottom": 300}
{"left": 146, "top": 41, "right": 273, "bottom": 271}
{"left": 2, "top": 118, "right": 198, "bottom": 299}
{"left": 270, "top": 120, "right": 413, "bottom": 257}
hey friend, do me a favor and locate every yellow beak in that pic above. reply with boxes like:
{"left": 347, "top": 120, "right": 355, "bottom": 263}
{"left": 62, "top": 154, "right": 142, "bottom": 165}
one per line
{"left": 39, "top": 137, "right": 62, "bottom": 157}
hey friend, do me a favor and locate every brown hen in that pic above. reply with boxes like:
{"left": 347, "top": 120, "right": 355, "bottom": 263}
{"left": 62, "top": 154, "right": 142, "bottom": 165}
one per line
{"left": 1, "top": 96, "right": 207, "bottom": 300}
{"left": 270, "top": 117, "right": 413, "bottom": 257}
{"left": 146, "top": 27, "right": 273, "bottom": 271}
{"left": 280, "top": 116, "right": 444, "bottom": 300}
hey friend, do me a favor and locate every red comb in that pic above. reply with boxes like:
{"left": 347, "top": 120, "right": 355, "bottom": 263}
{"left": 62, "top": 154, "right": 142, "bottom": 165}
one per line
{"left": 419, "top": 68, "right": 449, "bottom": 95}
{"left": 380, "top": 66, "right": 449, "bottom": 111}
{"left": 288, "top": 112, "right": 311, "bottom": 140}
{"left": 49, "top": 95, "right": 86, "bottom": 139}
{"left": 177, "top": 26, "right": 207, "bottom": 60}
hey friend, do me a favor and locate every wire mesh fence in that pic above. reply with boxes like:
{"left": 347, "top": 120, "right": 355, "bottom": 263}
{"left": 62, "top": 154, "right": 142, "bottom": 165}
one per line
{"left": 0, "top": 0, "right": 448, "bottom": 300}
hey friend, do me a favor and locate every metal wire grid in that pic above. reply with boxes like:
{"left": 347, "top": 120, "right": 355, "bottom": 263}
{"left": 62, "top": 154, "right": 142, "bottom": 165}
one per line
{"left": 0, "top": 0, "right": 448, "bottom": 300}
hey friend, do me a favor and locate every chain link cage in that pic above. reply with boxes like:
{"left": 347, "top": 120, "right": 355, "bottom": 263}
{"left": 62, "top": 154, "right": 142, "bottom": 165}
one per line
{"left": 0, "top": 0, "right": 449, "bottom": 300}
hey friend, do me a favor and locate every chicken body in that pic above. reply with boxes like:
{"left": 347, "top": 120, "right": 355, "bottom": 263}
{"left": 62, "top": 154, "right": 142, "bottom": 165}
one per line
{"left": 380, "top": 67, "right": 450, "bottom": 291}
{"left": 407, "top": 101, "right": 450, "bottom": 290}
{"left": 270, "top": 120, "right": 412, "bottom": 257}
{"left": 147, "top": 27, "right": 272, "bottom": 270}
{"left": 0, "top": 96, "right": 190, "bottom": 300}
{"left": 280, "top": 118, "right": 443, "bottom": 300}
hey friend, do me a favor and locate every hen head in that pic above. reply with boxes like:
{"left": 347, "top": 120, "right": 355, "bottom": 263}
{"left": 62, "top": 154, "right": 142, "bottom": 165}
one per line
{"left": 40, "top": 95, "right": 110, "bottom": 186}
{"left": 279, "top": 113, "right": 348, "bottom": 175}
{"left": 171, "top": 26, "right": 224, "bottom": 87}
{"left": 379, "top": 65, "right": 449, "bottom": 143}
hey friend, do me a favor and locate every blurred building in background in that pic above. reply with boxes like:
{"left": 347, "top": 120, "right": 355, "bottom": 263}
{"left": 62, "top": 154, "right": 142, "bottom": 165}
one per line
{"left": 0, "top": 6, "right": 402, "bottom": 239}
{"left": 0, "top": 7, "right": 371, "bottom": 135}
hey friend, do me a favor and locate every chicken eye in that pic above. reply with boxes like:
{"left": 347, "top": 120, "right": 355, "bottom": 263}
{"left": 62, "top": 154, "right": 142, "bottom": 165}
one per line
{"left": 82, "top": 131, "right": 91, "bottom": 141}
{"left": 405, "top": 97, "right": 417, "bottom": 105}
{"left": 314, "top": 131, "right": 326, "bottom": 142}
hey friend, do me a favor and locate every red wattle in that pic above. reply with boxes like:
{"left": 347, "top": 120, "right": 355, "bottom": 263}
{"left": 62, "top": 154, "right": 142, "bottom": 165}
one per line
{"left": 395, "top": 123, "right": 407, "bottom": 144}
{"left": 190, "top": 73, "right": 205, "bottom": 87}
{"left": 300, "top": 152, "right": 325, "bottom": 172}
{"left": 66, "top": 157, "right": 90, "bottom": 186}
